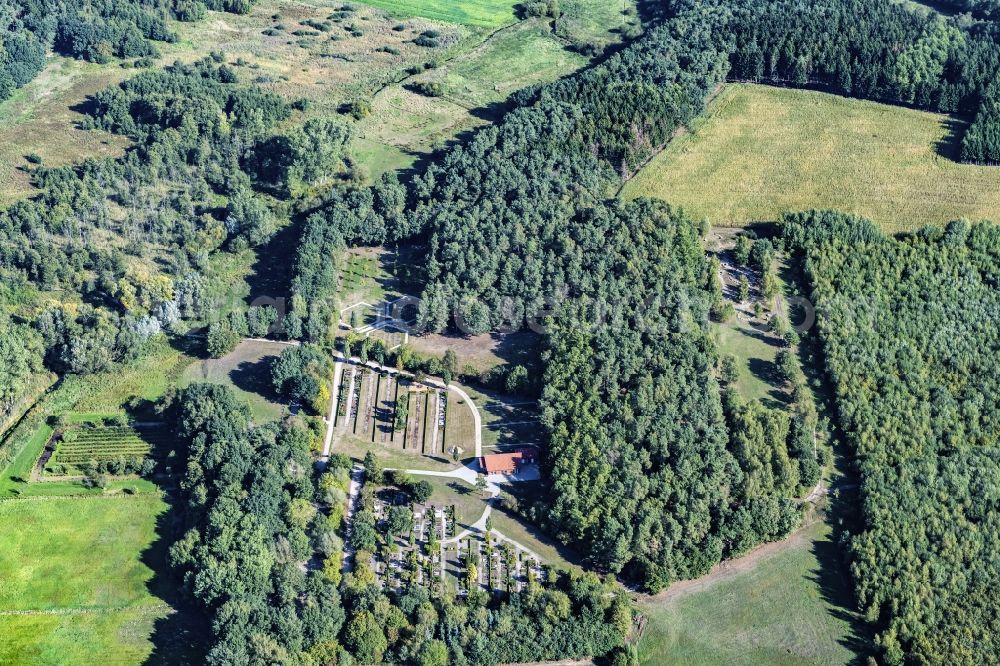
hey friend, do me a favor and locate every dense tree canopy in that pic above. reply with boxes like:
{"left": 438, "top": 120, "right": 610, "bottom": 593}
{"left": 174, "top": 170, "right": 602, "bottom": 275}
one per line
{"left": 784, "top": 211, "right": 1000, "bottom": 665}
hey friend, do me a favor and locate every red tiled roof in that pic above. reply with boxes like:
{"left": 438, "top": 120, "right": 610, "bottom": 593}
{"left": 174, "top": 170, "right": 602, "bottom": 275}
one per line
{"left": 479, "top": 452, "right": 522, "bottom": 474}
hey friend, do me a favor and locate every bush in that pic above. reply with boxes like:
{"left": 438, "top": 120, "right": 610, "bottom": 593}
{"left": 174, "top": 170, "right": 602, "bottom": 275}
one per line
{"left": 345, "top": 99, "right": 372, "bottom": 120}
{"left": 410, "top": 81, "right": 444, "bottom": 98}
{"left": 206, "top": 320, "right": 241, "bottom": 357}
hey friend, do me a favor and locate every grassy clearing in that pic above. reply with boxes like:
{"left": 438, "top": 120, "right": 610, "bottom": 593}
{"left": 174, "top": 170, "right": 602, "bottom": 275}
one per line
{"left": 168, "top": 1, "right": 470, "bottom": 111}
{"left": 558, "top": 0, "right": 638, "bottom": 48}
{"left": 0, "top": 495, "right": 167, "bottom": 611}
{"left": 408, "top": 329, "right": 541, "bottom": 375}
{"left": 479, "top": 393, "right": 541, "bottom": 449}
{"left": 0, "top": 606, "right": 174, "bottom": 666}
{"left": 636, "top": 520, "right": 865, "bottom": 666}
{"left": 0, "top": 57, "right": 131, "bottom": 205}
{"left": 356, "top": 0, "right": 517, "bottom": 27}
{"left": 444, "top": 390, "right": 479, "bottom": 456}
{"left": 355, "top": 84, "right": 486, "bottom": 176}
{"left": 179, "top": 338, "right": 291, "bottom": 423}
{"left": 488, "top": 494, "right": 583, "bottom": 574}
{"left": 418, "top": 475, "right": 487, "bottom": 527}
{"left": 621, "top": 84, "right": 1000, "bottom": 233}
{"left": 338, "top": 247, "right": 400, "bottom": 307}
{"left": 712, "top": 319, "right": 786, "bottom": 406}
{"left": 425, "top": 19, "right": 588, "bottom": 108}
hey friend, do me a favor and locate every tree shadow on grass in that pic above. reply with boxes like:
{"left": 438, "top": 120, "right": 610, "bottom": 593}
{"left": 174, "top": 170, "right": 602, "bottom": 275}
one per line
{"left": 934, "top": 116, "right": 969, "bottom": 162}
{"left": 740, "top": 324, "right": 784, "bottom": 348}
{"left": 447, "top": 480, "right": 473, "bottom": 496}
{"left": 807, "top": 481, "right": 875, "bottom": 665}
{"left": 747, "top": 357, "right": 780, "bottom": 385}
{"left": 142, "top": 490, "right": 209, "bottom": 665}
{"left": 244, "top": 221, "right": 301, "bottom": 309}
{"left": 228, "top": 357, "right": 278, "bottom": 400}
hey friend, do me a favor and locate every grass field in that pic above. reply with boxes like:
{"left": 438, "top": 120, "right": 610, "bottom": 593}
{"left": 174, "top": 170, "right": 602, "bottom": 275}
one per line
{"left": 637, "top": 520, "right": 867, "bottom": 666}
{"left": 0, "top": 494, "right": 180, "bottom": 665}
{"left": 0, "top": 496, "right": 166, "bottom": 610}
{"left": 357, "top": 0, "right": 517, "bottom": 27}
{"left": 621, "top": 84, "right": 1000, "bottom": 232}
{"left": 713, "top": 319, "right": 787, "bottom": 407}
{"left": 0, "top": 606, "right": 176, "bottom": 666}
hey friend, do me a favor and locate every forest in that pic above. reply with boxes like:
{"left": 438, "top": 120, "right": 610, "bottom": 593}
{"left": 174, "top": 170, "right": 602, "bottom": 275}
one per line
{"left": 0, "top": 53, "right": 351, "bottom": 416}
{"left": 783, "top": 212, "right": 1000, "bottom": 665}
{"left": 2, "top": 0, "right": 998, "bottom": 662}
{"left": 294, "top": 0, "right": 1000, "bottom": 592}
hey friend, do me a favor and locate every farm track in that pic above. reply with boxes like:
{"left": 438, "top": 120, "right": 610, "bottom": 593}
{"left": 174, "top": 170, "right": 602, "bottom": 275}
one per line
{"left": 430, "top": 390, "right": 442, "bottom": 455}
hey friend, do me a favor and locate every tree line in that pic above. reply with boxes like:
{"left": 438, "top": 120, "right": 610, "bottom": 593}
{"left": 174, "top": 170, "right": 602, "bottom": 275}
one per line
{"left": 783, "top": 211, "right": 1000, "bottom": 666}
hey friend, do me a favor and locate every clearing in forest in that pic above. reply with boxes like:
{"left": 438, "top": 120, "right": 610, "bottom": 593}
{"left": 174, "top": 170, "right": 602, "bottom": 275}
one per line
{"left": 637, "top": 521, "right": 866, "bottom": 666}
{"left": 621, "top": 84, "right": 1000, "bottom": 233}
{"left": 355, "top": 0, "right": 518, "bottom": 27}
{"left": 179, "top": 339, "right": 291, "bottom": 423}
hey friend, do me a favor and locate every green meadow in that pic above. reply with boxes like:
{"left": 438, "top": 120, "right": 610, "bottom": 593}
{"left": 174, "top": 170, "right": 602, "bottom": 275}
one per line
{"left": 622, "top": 84, "right": 1000, "bottom": 232}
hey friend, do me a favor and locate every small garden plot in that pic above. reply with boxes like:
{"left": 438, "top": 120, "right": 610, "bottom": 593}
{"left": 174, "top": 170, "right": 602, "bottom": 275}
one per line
{"left": 44, "top": 425, "right": 167, "bottom": 476}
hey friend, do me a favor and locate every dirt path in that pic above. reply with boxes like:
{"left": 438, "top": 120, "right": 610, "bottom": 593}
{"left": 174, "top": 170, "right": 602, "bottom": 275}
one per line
{"left": 341, "top": 465, "right": 364, "bottom": 572}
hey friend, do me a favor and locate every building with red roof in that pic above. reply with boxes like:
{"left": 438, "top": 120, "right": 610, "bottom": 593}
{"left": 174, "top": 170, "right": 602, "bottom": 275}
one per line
{"left": 478, "top": 446, "right": 539, "bottom": 475}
